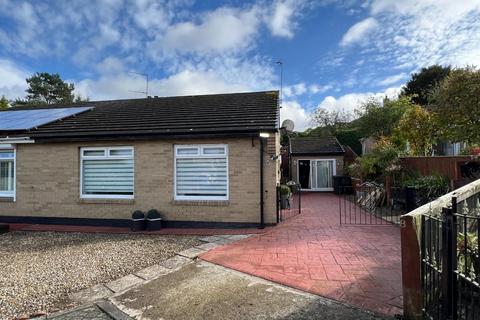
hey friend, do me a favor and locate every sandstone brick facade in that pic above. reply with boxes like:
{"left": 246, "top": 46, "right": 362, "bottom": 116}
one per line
{"left": 0, "top": 136, "right": 280, "bottom": 225}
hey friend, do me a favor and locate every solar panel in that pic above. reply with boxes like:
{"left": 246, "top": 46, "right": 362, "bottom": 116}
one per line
{"left": 0, "top": 107, "right": 93, "bottom": 130}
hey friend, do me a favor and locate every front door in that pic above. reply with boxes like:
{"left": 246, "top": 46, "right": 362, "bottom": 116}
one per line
{"left": 298, "top": 160, "right": 310, "bottom": 189}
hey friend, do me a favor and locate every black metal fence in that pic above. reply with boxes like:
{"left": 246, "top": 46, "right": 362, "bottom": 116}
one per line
{"left": 338, "top": 183, "right": 416, "bottom": 225}
{"left": 421, "top": 191, "right": 480, "bottom": 320}
{"left": 276, "top": 183, "right": 301, "bottom": 223}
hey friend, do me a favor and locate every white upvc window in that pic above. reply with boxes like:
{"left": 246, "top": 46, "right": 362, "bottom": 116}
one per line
{"left": 80, "top": 147, "right": 134, "bottom": 199}
{"left": 0, "top": 149, "right": 15, "bottom": 199}
{"left": 174, "top": 144, "right": 229, "bottom": 201}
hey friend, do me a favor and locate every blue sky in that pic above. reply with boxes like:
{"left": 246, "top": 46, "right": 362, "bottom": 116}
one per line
{"left": 1, "top": 0, "right": 479, "bottom": 131}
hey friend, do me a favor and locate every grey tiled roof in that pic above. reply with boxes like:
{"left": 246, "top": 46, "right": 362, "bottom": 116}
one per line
{"left": 290, "top": 136, "right": 345, "bottom": 155}
{"left": 0, "top": 91, "right": 279, "bottom": 140}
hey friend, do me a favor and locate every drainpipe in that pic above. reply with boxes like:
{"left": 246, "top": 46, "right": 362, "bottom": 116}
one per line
{"left": 259, "top": 137, "right": 265, "bottom": 229}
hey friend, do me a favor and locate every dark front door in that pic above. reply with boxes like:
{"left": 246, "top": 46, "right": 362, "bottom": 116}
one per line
{"left": 298, "top": 160, "right": 310, "bottom": 189}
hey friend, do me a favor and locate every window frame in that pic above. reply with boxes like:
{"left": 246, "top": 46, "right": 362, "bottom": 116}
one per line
{"left": 174, "top": 144, "right": 229, "bottom": 201}
{"left": 0, "top": 148, "right": 16, "bottom": 200}
{"left": 80, "top": 146, "right": 135, "bottom": 199}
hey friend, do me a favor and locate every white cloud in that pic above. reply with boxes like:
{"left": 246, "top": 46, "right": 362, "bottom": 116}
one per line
{"left": 378, "top": 73, "right": 407, "bottom": 86}
{"left": 0, "top": 59, "right": 29, "bottom": 99}
{"left": 309, "top": 83, "right": 332, "bottom": 94}
{"left": 316, "top": 87, "right": 402, "bottom": 114}
{"left": 340, "top": 17, "right": 379, "bottom": 46}
{"left": 155, "top": 6, "right": 261, "bottom": 57}
{"left": 362, "top": 0, "right": 480, "bottom": 68}
{"left": 280, "top": 100, "right": 309, "bottom": 132}
{"left": 267, "top": 0, "right": 306, "bottom": 38}
{"left": 75, "top": 57, "right": 276, "bottom": 101}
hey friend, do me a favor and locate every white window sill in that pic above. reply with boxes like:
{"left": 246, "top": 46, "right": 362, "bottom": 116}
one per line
{"left": 172, "top": 199, "right": 230, "bottom": 206}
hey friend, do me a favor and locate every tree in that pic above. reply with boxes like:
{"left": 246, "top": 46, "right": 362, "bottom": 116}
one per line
{"left": 309, "top": 108, "right": 352, "bottom": 136}
{"left": 396, "top": 104, "right": 438, "bottom": 156}
{"left": 430, "top": 66, "right": 480, "bottom": 144}
{"left": 401, "top": 65, "right": 451, "bottom": 106}
{"left": 356, "top": 96, "right": 411, "bottom": 139}
{"left": 14, "top": 72, "right": 86, "bottom": 106}
{"left": 0, "top": 95, "right": 8, "bottom": 109}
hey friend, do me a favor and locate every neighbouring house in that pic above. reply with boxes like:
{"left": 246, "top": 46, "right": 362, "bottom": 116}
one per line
{"left": 290, "top": 136, "right": 345, "bottom": 191}
{"left": 359, "top": 137, "right": 377, "bottom": 155}
{"left": 0, "top": 91, "right": 280, "bottom": 228}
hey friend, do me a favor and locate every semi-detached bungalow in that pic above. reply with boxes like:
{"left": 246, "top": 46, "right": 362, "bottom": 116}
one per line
{"left": 0, "top": 91, "right": 280, "bottom": 228}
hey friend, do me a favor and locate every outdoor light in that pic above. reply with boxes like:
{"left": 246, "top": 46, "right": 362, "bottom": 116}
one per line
{"left": 259, "top": 132, "right": 270, "bottom": 138}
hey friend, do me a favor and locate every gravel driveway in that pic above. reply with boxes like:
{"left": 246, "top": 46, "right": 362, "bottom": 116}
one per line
{"left": 0, "top": 231, "right": 201, "bottom": 320}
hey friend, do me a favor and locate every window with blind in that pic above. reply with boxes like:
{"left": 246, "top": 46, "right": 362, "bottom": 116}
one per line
{"left": 174, "top": 145, "right": 228, "bottom": 200}
{"left": 0, "top": 149, "right": 15, "bottom": 198}
{"left": 80, "top": 147, "right": 134, "bottom": 199}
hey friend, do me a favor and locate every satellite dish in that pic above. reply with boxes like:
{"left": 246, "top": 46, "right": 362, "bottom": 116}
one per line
{"left": 282, "top": 119, "right": 295, "bottom": 132}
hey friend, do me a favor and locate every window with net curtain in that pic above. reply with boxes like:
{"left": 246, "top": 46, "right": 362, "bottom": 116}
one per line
{"left": 174, "top": 145, "right": 228, "bottom": 200}
{"left": 80, "top": 147, "right": 134, "bottom": 199}
{"left": 0, "top": 149, "right": 14, "bottom": 197}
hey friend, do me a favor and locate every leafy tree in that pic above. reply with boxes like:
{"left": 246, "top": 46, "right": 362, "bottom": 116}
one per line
{"left": 396, "top": 104, "right": 438, "bottom": 156}
{"left": 0, "top": 95, "right": 8, "bottom": 109}
{"left": 401, "top": 65, "right": 451, "bottom": 106}
{"left": 356, "top": 96, "right": 410, "bottom": 139}
{"left": 14, "top": 72, "right": 86, "bottom": 106}
{"left": 309, "top": 108, "right": 352, "bottom": 136}
{"left": 430, "top": 66, "right": 480, "bottom": 144}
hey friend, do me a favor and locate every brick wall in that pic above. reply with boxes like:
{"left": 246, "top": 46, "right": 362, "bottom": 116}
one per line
{"left": 0, "top": 137, "right": 279, "bottom": 224}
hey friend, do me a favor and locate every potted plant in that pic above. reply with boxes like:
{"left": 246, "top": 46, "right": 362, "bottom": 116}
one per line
{"left": 146, "top": 209, "right": 163, "bottom": 231}
{"left": 279, "top": 185, "right": 291, "bottom": 209}
{"left": 130, "top": 210, "right": 146, "bottom": 232}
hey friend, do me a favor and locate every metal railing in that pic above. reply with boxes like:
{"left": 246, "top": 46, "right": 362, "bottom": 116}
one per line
{"left": 276, "top": 183, "right": 301, "bottom": 223}
{"left": 338, "top": 183, "right": 415, "bottom": 225}
{"left": 420, "top": 181, "right": 480, "bottom": 320}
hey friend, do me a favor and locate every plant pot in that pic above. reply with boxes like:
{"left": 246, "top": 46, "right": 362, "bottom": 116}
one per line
{"left": 147, "top": 218, "right": 162, "bottom": 231}
{"left": 131, "top": 210, "right": 146, "bottom": 232}
{"left": 131, "top": 218, "right": 146, "bottom": 231}
{"left": 280, "top": 194, "right": 291, "bottom": 209}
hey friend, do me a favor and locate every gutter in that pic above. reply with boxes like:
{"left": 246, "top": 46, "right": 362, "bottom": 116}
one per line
{"left": 0, "top": 137, "right": 35, "bottom": 146}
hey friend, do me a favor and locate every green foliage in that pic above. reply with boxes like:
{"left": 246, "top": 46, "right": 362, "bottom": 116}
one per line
{"left": 401, "top": 64, "right": 451, "bottom": 106}
{"left": 401, "top": 173, "right": 449, "bottom": 205}
{"left": 309, "top": 107, "right": 352, "bottom": 136}
{"left": 457, "top": 232, "right": 479, "bottom": 281}
{"left": 430, "top": 66, "right": 480, "bottom": 144}
{"left": 0, "top": 95, "right": 8, "bottom": 109}
{"left": 395, "top": 104, "right": 438, "bottom": 156}
{"left": 356, "top": 96, "right": 410, "bottom": 139}
{"left": 279, "top": 185, "right": 291, "bottom": 195}
{"left": 14, "top": 72, "right": 87, "bottom": 106}
{"left": 348, "top": 142, "right": 400, "bottom": 180}
{"left": 335, "top": 127, "right": 363, "bottom": 155}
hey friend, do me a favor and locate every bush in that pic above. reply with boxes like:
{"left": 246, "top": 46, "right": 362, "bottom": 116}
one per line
{"left": 401, "top": 173, "right": 450, "bottom": 205}
{"left": 279, "top": 185, "right": 291, "bottom": 195}
{"left": 348, "top": 141, "right": 400, "bottom": 180}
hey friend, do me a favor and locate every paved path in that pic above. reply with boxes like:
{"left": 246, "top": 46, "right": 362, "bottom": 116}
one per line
{"left": 201, "top": 193, "right": 403, "bottom": 316}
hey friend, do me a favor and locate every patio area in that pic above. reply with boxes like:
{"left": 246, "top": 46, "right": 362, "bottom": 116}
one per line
{"left": 201, "top": 192, "right": 403, "bottom": 316}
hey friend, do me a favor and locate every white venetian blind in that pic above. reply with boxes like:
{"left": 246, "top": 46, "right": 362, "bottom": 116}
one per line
{"left": 81, "top": 148, "right": 134, "bottom": 197}
{"left": 175, "top": 145, "right": 228, "bottom": 199}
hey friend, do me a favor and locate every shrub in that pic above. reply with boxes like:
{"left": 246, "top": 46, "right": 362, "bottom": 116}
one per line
{"left": 279, "top": 185, "right": 291, "bottom": 195}
{"left": 401, "top": 173, "right": 450, "bottom": 205}
{"left": 349, "top": 140, "right": 401, "bottom": 180}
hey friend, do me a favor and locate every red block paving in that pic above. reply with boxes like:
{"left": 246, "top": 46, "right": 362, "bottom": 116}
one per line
{"left": 200, "top": 193, "right": 403, "bottom": 316}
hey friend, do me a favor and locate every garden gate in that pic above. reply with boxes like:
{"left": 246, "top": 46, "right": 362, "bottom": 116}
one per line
{"left": 421, "top": 193, "right": 480, "bottom": 320}
{"left": 338, "top": 183, "right": 417, "bottom": 225}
